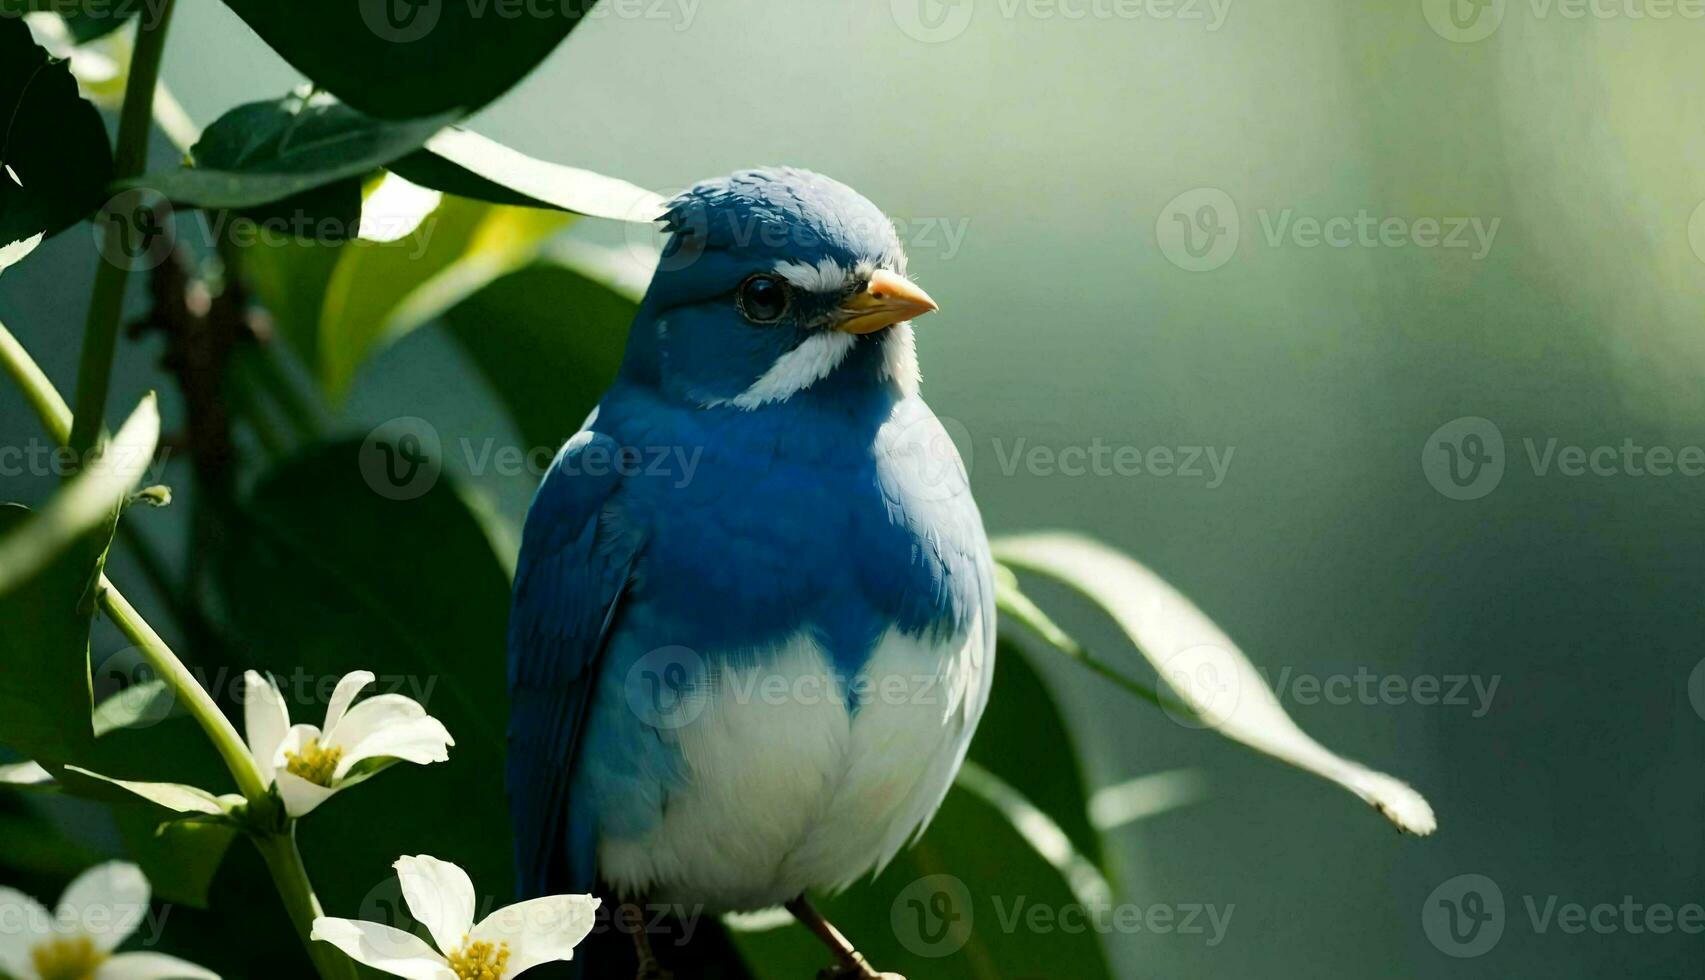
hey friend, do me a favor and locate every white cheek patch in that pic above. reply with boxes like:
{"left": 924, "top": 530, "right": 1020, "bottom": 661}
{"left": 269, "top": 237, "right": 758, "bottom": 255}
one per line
{"left": 772, "top": 257, "right": 849, "bottom": 293}
{"left": 880, "top": 323, "right": 920, "bottom": 398}
{"left": 706, "top": 331, "right": 859, "bottom": 410}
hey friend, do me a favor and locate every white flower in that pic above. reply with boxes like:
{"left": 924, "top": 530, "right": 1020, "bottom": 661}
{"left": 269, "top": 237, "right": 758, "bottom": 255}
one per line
{"left": 242, "top": 670, "right": 454, "bottom": 817}
{"left": 311, "top": 856, "right": 598, "bottom": 980}
{"left": 0, "top": 862, "right": 218, "bottom": 980}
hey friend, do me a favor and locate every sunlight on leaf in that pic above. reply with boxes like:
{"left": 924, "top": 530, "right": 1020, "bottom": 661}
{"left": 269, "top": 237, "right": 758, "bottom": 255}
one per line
{"left": 414, "top": 127, "right": 668, "bottom": 222}
{"left": 956, "top": 761, "right": 1112, "bottom": 909}
{"left": 90, "top": 679, "right": 175, "bottom": 737}
{"left": 1087, "top": 769, "right": 1209, "bottom": 832}
{"left": 0, "top": 232, "right": 44, "bottom": 276}
{"left": 61, "top": 765, "right": 241, "bottom": 816}
{"left": 0, "top": 393, "right": 159, "bottom": 597}
{"left": 318, "top": 196, "right": 571, "bottom": 399}
{"left": 0, "top": 760, "right": 55, "bottom": 789}
{"left": 357, "top": 171, "right": 441, "bottom": 243}
{"left": 995, "top": 533, "right": 1437, "bottom": 836}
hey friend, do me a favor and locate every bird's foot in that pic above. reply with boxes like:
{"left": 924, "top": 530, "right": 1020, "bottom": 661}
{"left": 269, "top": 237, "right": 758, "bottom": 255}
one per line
{"left": 636, "top": 956, "right": 674, "bottom": 980}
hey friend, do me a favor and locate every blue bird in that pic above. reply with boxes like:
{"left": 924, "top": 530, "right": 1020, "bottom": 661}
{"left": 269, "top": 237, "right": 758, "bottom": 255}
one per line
{"left": 507, "top": 167, "right": 993, "bottom": 980}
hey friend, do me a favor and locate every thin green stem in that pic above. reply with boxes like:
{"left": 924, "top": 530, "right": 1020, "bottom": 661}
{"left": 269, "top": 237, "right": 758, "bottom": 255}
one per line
{"left": 67, "top": 0, "right": 179, "bottom": 454}
{"left": 254, "top": 832, "right": 359, "bottom": 980}
{"left": 994, "top": 573, "right": 1192, "bottom": 715}
{"left": 98, "top": 581, "right": 267, "bottom": 799}
{"left": 0, "top": 318, "right": 71, "bottom": 443}
{"left": 1, "top": 319, "right": 352, "bottom": 980}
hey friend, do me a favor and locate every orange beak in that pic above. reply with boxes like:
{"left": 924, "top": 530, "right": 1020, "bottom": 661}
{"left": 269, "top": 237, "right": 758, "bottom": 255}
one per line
{"left": 833, "top": 269, "right": 939, "bottom": 335}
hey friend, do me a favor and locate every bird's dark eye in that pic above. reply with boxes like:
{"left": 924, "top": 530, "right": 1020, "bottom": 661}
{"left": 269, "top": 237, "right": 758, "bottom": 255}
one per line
{"left": 737, "top": 275, "right": 791, "bottom": 323}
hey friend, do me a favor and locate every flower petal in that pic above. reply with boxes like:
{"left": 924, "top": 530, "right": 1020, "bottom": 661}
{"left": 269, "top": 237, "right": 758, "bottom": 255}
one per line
{"left": 276, "top": 769, "right": 339, "bottom": 817}
{"left": 321, "top": 670, "right": 376, "bottom": 739}
{"left": 324, "top": 694, "right": 426, "bottom": 753}
{"left": 57, "top": 862, "right": 149, "bottom": 952}
{"left": 470, "top": 895, "right": 600, "bottom": 976}
{"left": 242, "top": 671, "right": 291, "bottom": 785}
{"left": 310, "top": 917, "right": 453, "bottom": 980}
{"left": 393, "top": 856, "right": 476, "bottom": 954}
{"left": 0, "top": 888, "right": 52, "bottom": 977}
{"left": 96, "top": 951, "right": 220, "bottom": 979}
{"left": 335, "top": 717, "right": 453, "bottom": 779}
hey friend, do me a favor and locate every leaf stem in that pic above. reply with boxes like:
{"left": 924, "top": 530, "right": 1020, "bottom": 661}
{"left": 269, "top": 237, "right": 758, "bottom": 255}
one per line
{"left": 994, "top": 567, "right": 1193, "bottom": 716}
{"left": 1, "top": 318, "right": 353, "bottom": 980}
{"left": 254, "top": 831, "right": 359, "bottom": 980}
{"left": 67, "top": 0, "right": 179, "bottom": 454}
{"left": 97, "top": 579, "right": 266, "bottom": 799}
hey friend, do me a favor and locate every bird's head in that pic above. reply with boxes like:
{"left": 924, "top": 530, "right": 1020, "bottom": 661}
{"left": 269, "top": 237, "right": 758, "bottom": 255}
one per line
{"left": 624, "top": 167, "right": 937, "bottom": 412}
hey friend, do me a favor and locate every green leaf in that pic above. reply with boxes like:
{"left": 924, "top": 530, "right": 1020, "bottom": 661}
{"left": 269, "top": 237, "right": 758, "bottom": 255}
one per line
{"left": 731, "top": 785, "right": 1115, "bottom": 980}
{"left": 237, "top": 230, "right": 347, "bottom": 369}
{"left": 0, "top": 17, "right": 114, "bottom": 241}
{"left": 73, "top": 717, "right": 245, "bottom": 907}
{"left": 214, "top": 0, "right": 590, "bottom": 119}
{"left": 0, "top": 394, "right": 160, "bottom": 596}
{"left": 130, "top": 93, "right": 455, "bottom": 209}
{"left": 441, "top": 245, "right": 637, "bottom": 450}
{"left": 995, "top": 533, "right": 1438, "bottom": 836}
{"left": 967, "top": 635, "right": 1103, "bottom": 868}
{"left": 391, "top": 128, "right": 667, "bottom": 221}
{"left": 0, "top": 759, "right": 56, "bottom": 789}
{"left": 0, "top": 231, "right": 43, "bottom": 276}
{"left": 90, "top": 678, "right": 174, "bottom": 736}
{"left": 214, "top": 440, "right": 518, "bottom": 908}
{"left": 316, "top": 196, "right": 570, "bottom": 399}
{"left": 59, "top": 3, "right": 140, "bottom": 42}
{"left": 60, "top": 765, "right": 240, "bottom": 816}
{"left": 115, "top": 817, "right": 237, "bottom": 908}
{"left": 0, "top": 504, "right": 109, "bottom": 764}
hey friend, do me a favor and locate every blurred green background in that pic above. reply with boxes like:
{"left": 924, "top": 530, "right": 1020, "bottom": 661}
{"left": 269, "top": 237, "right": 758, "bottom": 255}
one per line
{"left": 5, "top": 1, "right": 1705, "bottom": 976}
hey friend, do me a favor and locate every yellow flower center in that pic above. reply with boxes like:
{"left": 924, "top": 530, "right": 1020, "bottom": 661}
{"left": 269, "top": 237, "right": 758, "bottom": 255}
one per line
{"left": 446, "top": 938, "right": 511, "bottom": 980}
{"left": 31, "top": 936, "right": 108, "bottom": 980}
{"left": 285, "top": 738, "right": 343, "bottom": 786}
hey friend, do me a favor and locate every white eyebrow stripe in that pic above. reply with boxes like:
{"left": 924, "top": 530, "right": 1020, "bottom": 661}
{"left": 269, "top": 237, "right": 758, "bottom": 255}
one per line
{"left": 772, "top": 257, "right": 850, "bottom": 292}
{"left": 705, "top": 331, "right": 858, "bottom": 410}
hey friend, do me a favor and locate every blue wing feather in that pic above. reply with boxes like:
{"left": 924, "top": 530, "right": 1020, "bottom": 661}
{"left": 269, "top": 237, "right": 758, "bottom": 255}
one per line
{"left": 506, "top": 424, "right": 640, "bottom": 899}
